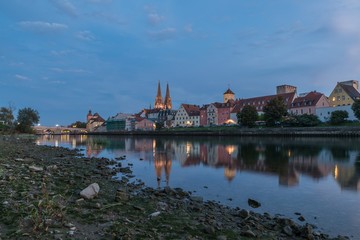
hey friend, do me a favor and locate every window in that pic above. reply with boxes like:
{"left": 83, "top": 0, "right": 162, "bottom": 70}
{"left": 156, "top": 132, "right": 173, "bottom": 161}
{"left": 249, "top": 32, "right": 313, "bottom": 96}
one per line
{"left": 342, "top": 96, "right": 345, "bottom": 100}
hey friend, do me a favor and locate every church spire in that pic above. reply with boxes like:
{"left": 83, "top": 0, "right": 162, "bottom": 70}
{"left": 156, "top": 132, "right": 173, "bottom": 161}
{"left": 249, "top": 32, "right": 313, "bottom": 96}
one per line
{"left": 164, "top": 83, "right": 172, "bottom": 109}
{"left": 154, "top": 81, "right": 164, "bottom": 109}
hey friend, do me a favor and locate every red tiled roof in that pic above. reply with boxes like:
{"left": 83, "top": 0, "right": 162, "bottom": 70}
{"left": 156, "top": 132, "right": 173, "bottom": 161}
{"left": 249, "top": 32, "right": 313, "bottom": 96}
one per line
{"left": 212, "top": 102, "right": 235, "bottom": 108}
{"left": 90, "top": 113, "right": 105, "bottom": 122}
{"left": 231, "top": 92, "right": 296, "bottom": 113}
{"left": 290, "top": 91, "right": 325, "bottom": 108}
{"left": 182, "top": 104, "right": 200, "bottom": 116}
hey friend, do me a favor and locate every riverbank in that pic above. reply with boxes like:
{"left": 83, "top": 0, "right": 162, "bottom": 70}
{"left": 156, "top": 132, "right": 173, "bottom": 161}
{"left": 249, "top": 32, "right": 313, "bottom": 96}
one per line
{"left": 88, "top": 126, "right": 360, "bottom": 137}
{"left": 0, "top": 136, "right": 350, "bottom": 239}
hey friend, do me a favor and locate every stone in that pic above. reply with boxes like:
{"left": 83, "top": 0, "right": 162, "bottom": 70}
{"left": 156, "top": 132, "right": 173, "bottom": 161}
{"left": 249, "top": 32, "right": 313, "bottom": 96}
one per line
{"left": 148, "top": 211, "right": 161, "bottom": 219}
{"left": 29, "top": 165, "right": 43, "bottom": 172}
{"left": 157, "top": 201, "right": 168, "bottom": 211}
{"left": 298, "top": 216, "right": 305, "bottom": 222}
{"left": 80, "top": 183, "right": 100, "bottom": 199}
{"left": 238, "top": 209, "right": 250, "bottom": 219}
{"left": 241, "top": 230, "right": 256, "bottom": 238}
{"left": 248, "top": 198, "right": 261, "bottom": 208}
{"left": 283, "top": 225, "right": 293, "bottom": 236}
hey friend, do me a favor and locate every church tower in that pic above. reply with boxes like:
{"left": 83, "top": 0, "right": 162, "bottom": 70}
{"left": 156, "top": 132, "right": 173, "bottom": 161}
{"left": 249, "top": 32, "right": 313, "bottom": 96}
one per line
{"left": 154, "top": 81, "right": 164, "bottom": 109}
{"left": 223, "top": 88, "right": 235, "bottom": 103}
{"left": 164, "top": 83, "right": 172, "bottom": 109}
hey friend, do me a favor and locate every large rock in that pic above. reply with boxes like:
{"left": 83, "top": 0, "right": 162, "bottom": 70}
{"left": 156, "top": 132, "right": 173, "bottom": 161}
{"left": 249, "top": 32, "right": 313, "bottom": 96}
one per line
{"left": 248, "top": 198, "right": 261, "bottom": 208}
{"left": 80, "top": 183, "right": 100, "bottom": 199}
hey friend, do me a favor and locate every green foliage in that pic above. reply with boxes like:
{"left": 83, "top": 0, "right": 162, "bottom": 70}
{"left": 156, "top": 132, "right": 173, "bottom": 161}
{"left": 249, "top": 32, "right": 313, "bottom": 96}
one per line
{"left": 0, "top": 107, "right": 14, "bottom": 126}
{"left": 263, "top": 96, "right": 288, "bottom": 126}
{"left": 351, "top": 99, "right": 360, "bottom": 121}
{"left": 329, "top": 110, "right": 348, "bottom": 125}
{"left": 283, "top": 114, "right": 321, "bottom": 127}
{"left": 237, "top": 105, "right": 258, "bottom": 127}
{"left": 16, "top": 107, "right": 40, "bottom": 133}
{"left": 155, "top": 122, "right": 164, "bottom": 130}
{"left": 68, "top": 121, "right": 86, "bottom": 128}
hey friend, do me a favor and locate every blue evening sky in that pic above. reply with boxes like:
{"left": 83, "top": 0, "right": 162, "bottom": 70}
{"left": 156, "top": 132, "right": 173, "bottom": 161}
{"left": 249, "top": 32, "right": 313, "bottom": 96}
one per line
{"left": 1, "top": 0, "right": 360, "bottom": 126}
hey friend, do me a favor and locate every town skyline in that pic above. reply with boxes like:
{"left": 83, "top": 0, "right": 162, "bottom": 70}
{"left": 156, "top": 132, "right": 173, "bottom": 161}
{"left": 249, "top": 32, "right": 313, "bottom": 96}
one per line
{"left": 1, "top": 1, "right": 360, "bottom": 125}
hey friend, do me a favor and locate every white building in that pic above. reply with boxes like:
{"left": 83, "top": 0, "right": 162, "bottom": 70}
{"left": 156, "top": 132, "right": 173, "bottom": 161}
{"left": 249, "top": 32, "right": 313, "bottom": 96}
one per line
{"left": 174, "top": 104, "right": 200, "bottom": 127}
{"left": 316, "top": 105, "right": 357, "bottom": 122}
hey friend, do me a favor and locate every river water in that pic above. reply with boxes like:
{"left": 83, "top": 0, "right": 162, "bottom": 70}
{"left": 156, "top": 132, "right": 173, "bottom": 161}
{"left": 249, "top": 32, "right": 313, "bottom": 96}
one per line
{"left": 36, "top": 135, "right": 360, "bottom": 239}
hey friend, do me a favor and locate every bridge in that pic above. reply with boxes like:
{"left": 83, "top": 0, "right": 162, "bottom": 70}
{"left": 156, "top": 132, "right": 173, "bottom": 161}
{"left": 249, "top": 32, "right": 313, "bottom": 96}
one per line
{"left": 33, "top": 126, "right": 87, "bottom": 135}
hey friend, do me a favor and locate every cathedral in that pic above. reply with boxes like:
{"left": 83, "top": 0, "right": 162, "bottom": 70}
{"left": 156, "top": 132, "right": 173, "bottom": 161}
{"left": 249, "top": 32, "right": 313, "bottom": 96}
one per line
{"left": 154, "top": 81, "right": 172, "bottom": 110}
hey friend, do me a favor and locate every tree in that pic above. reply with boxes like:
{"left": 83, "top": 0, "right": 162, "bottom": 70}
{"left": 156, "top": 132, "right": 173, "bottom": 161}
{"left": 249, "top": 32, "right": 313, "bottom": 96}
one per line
{"left": 263, "top": 96, "right": 288, "bottom": 126}
{"left": 68, "top": 121, "right": 87, "bottom": 128}
{"left": 351, "top": 99, "right": 360, "bottom": 121}
{"left": 329, "top": 110, "right": 348, "bottom": 125}
{"left": 155, "top": 122, "right": 164, "bottom": 130}
{"left": 16, "top": 107, "right": 40, "bottom": 133}
{"left": 296, "top": 114, "right": 321, "bottom": 127}
{"left": 0, "top": 107, "right": 14, "bottom": 126}
{"left": 237, "top": 105, "right": 258, "bottom": 127}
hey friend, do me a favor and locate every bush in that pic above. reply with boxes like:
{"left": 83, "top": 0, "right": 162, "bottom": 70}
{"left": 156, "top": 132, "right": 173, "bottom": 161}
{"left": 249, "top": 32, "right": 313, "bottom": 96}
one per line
{"left": 330, "top": 110, "right": 348, "bottom": 125}
{"left": 237, "top": 105, "right": 258, "bottom": 127}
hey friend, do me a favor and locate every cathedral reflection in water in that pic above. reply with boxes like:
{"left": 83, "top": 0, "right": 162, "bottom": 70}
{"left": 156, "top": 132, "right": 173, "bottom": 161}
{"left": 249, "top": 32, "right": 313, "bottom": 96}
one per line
{"left": 37, "top": 135, "right": 360, "bottom": 191}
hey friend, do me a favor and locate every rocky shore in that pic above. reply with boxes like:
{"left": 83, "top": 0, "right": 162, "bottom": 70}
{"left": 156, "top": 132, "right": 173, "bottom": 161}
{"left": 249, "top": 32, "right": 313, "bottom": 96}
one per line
{"left": 0, "top": 136, "right": 350, "bottom": 240}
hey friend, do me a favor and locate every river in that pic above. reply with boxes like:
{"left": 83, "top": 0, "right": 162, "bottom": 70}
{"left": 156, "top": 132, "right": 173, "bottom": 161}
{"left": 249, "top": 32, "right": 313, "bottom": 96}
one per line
{"left": 36, "top": 134, "right": 360, "bottom": 239}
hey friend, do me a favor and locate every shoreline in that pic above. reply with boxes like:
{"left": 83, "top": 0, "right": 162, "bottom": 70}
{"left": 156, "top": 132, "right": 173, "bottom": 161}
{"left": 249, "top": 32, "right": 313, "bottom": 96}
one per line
{"left": 0, "top": 136, "right": 350, "bottom": 239}
{"left": 87, "top": 126, "right": 360, "bottom": 137}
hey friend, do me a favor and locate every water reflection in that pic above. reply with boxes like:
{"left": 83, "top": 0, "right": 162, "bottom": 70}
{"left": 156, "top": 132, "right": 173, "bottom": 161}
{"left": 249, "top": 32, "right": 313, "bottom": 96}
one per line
{"left": 37, "top": 135, "right": 360, "bottom": 191}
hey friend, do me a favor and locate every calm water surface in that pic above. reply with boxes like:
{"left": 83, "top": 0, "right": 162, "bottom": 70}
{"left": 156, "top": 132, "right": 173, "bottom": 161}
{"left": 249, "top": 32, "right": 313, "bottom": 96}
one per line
{"left": 36, "top": 135, "right": 360, "bottom": 239}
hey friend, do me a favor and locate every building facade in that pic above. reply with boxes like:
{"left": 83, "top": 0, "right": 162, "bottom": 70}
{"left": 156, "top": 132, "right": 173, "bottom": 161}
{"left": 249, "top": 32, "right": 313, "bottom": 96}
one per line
{"left": 223, "top": 88, "right": 235, "bottom": 103}
{"left": 174, "top": 104, "right": 200, "bottom": 127}
{"left": 316, "top": 105, "right": 357, "bottom": 122}
{"left": 86, "top": 110, "right": 105, "bottom": 132}
{"left": 328, "top": 80, "right": 360, "bottom": 107}
{"left": 230, "top": 91, "right": 297, "bottom": 123}
{"left": 135, "top": 118, "right": 155, "bottom": 131}
{"left": 289, "top": 91, "right": 330, "bottom": 115}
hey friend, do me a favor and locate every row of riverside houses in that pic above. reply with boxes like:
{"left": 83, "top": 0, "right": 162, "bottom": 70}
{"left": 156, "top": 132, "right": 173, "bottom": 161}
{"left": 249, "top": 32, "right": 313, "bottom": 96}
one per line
{"left": 86, "top": 80, "right": 360, "bottom": 132}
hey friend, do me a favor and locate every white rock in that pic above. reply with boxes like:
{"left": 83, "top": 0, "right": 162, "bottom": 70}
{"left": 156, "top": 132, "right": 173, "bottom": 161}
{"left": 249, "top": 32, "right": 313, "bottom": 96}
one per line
{"left": 80, "top": 183, "right": 100, "bottom": 199}
{"left": 29, "top": 166, "right": 43, "bottom": 172}
{"left": 148, "top": 211, "right": 161, "bottom": 218}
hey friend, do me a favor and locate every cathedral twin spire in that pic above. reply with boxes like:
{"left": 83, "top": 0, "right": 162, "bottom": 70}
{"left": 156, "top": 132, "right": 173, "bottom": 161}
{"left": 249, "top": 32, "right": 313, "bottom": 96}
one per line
{"left": 155, "top": 81, "right": 172, "bottom": 110}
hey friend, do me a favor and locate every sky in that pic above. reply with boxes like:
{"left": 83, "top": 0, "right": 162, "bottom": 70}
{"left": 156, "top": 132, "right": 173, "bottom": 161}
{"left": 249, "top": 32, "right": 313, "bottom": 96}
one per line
{"left": 1, "top": 0, "right": 360, "bottom": 126}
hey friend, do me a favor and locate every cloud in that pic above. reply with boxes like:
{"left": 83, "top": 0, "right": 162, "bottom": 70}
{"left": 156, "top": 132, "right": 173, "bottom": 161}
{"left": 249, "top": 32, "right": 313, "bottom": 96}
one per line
{"left": 248, "top": 21, "right": 305, "bottom": 49}
{"left": 18, "top": 21, "right": 68, "bottom": 33}
{"left": 76, "top": 30, "right": 95, "bottom": 41}
{"left": 89, "top": 12, "right": 126, "bottom": 25}
{"left": 184, "top": 24, "right": 193, "bottom": 33}
{"left": 148, "top": 13, "right": 164, "bottom": 25}
{"left": 148, "top": 28, "right": 177, "bottom": 41}
{"left": 50, "top": 80, "right": 66, "bottom": 84}
{"left": 15, "top": 74, "right": 30, "bottom": 81}
{"left": 50, "top": 50, "right": 75, "bottom": 56}
{"left": 50, "top": 67, "right": 91, "bottom": 74}
{"left": 88, "top": 0, "right": 112, "bottom": 3}
{"left": 51, "top": 0, "right": 78, "bottom": 17}
{"left": 332, "top": 12, "right": 360, "bottom": 37}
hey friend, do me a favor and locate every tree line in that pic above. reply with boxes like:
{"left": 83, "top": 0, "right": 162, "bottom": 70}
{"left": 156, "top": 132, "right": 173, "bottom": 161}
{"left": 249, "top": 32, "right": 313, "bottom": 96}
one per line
{"left": 237, "top": 97, "right": 360, "bottom": 127}
{"left": 0, "top": 105, "right": 40, "bottom": 133}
